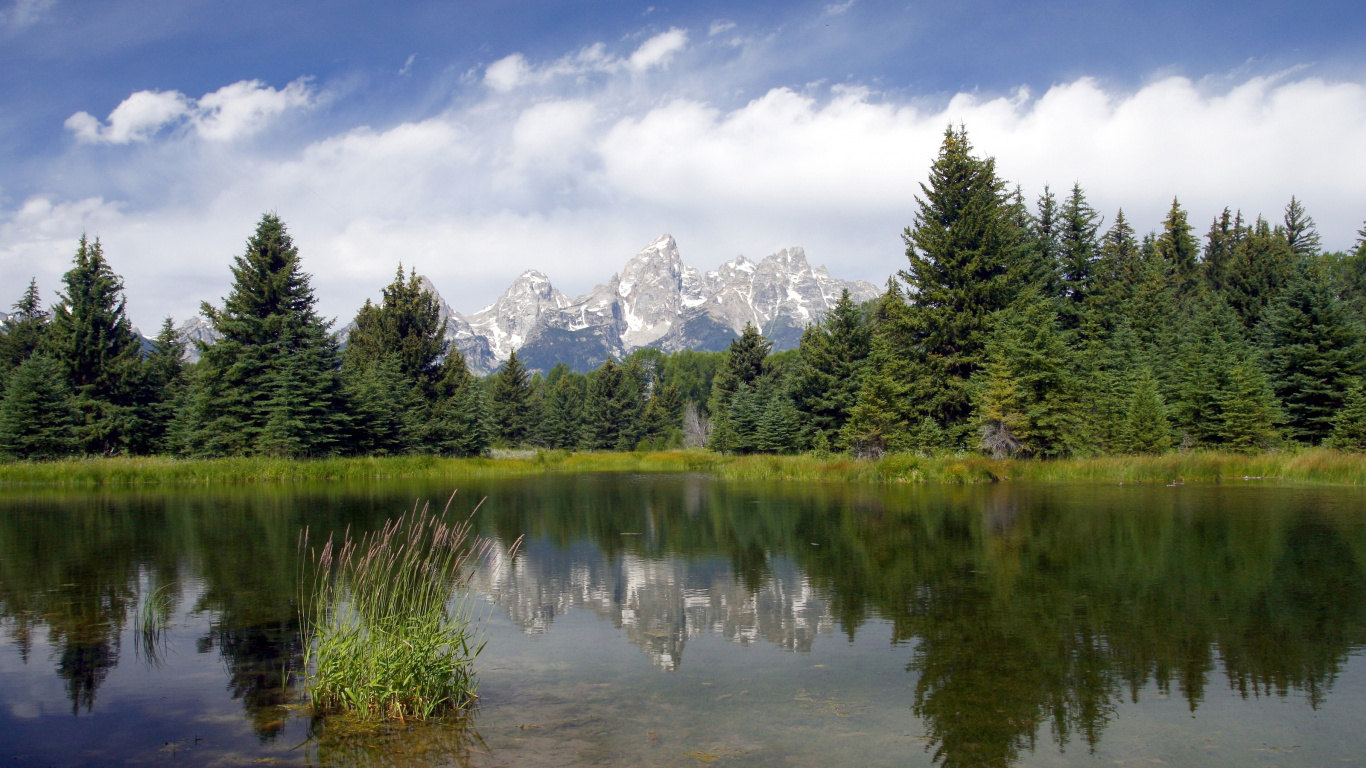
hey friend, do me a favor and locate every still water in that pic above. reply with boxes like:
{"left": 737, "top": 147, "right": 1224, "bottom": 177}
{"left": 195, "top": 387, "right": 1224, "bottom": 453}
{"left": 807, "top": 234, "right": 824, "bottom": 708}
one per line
{"left": 1, "top": 474, "right": 1364, "bottom": 767}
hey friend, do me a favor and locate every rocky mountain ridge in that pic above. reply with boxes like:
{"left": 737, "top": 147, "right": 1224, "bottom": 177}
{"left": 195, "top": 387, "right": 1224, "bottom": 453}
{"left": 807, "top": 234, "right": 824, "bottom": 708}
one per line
{"left": 166, "top": 234, "right": 878, "bottom": 373}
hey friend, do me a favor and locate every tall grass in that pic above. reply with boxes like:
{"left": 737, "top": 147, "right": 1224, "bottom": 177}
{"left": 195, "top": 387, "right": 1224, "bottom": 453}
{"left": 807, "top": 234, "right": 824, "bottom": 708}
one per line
{"left": 3, "top": 448, "right": 1366, "bottom": 488}
{"left": 299, "top": 496, "right": 516, "bottom": 721}
{"left": 0, "top": 450, "right": 723, "bottom": 486}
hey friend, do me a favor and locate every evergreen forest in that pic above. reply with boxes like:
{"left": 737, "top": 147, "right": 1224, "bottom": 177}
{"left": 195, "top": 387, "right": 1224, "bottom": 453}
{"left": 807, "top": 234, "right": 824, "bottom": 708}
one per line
{"left": 4, "top": 128, "right": 1366, "bottom": 461}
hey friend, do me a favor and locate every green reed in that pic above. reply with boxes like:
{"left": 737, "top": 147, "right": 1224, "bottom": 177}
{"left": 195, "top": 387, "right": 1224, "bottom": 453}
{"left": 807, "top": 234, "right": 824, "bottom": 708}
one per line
{"left": 299, "top": 496, "right": 515, "bottom": 721}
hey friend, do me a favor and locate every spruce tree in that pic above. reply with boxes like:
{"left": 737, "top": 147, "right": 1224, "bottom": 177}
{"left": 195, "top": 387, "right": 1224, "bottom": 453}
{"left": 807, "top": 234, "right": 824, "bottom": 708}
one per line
{"left": 45, "top": 236, "right": 145, "bottom": 454}
{"left": 1201, "top": 208, "right": 1243, "bottom": 293}
{"left": 1118, "top": 369, "right": 1171, "bottom": 455}
{"left": 1169, "top": 296, "right": 1245, "bottom": 448}
{"left": 138, "top": 317, "right": 187, "bottom": 453}
{"left": 542, "top": 366, "right": 586, "bottom": 449}
{"left": 1260, "top": 260, "right": 1365, "bottom": 443}
{"left": 1282, "top": 196, "right": 1322, "bottom": 258}
{"left": 707, "top": 324, "right": 772, "bottom": 452}
{"left": 584, "top": 358, "right": 640, "bottom": 450}
{"left": 1030, "top": 185, "right": 1062, "bottom": 296}
{"left": 1327, "top": 382, "right": 1366, "bottom": 452}
{"left": 789, "top": 289, "right": 872, "bottom": 448}
{"left": 1057, "top": 183, "right": 1101, "bottom": 328}
{"left": 1088, "top": 210, "right": 1143, "bottom": 329}
{"left": 754, "top": 380, "right": 799, "bottom": 454}
{"left": 1218, "top": 358, "right": 1280, "bottom": 453}
{"left": 0, "top": 278, "right": 49, "bottom": 388}
{"left": 344, "top": 266, "right": 446, "bottom": 393}
{"left": 426, "top": 352, "right": 492, "bottom": 456}
{"left": 0, "top": 354, "right": 78, "bottom": 460}
{"left": 1156, "top": 198, "right": 1200, "bottom": 293}
{"left": 187, "top": 213, "right": 347, "bottom": 457}
{"left": 900, "top": 127, "right": 1030, "bottom": 443}
{"left": 489, "top": 350, "right": 532, "bottom": 446}
{"left": 1222, "top": 217, "right": 1295, "bottom": 331}
{"left": 843, "top": 283, "right": 921, "bottom": 454}
{"left": 342, "top": 353, "right": 417, "bottom": 455}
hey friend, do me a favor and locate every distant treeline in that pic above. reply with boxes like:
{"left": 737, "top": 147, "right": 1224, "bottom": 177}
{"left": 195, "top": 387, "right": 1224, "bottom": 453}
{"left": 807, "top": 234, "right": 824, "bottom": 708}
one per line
{"left": 3, "top": 126, "right": 1366, "bottom": 461}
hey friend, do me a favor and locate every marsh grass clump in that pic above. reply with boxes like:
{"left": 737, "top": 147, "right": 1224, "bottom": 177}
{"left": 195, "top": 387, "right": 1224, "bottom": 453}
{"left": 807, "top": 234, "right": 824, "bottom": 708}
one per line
{"left": 300, "top": 496, "right": 509, "bottom": 721}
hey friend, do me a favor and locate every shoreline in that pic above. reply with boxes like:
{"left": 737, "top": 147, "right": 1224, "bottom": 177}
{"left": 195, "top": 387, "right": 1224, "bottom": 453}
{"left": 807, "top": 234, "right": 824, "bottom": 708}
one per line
{"left": 1, "top": 449, "right": 1365, "bottom": 488}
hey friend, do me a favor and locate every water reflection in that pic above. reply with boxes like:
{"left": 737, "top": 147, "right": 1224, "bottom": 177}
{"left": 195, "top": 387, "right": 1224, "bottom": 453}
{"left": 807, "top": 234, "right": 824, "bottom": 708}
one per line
{"left": 0, "top": 478, "right": 1364, "bottom": 767}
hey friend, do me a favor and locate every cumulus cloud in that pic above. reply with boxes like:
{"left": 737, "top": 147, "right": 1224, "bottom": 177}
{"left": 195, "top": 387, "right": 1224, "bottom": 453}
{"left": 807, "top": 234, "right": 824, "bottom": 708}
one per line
{"left": 628, "top": 28, "right": 688, "bottom": 71}
{"left": 64, "top": 78, "right": 314, "bottom": 144}
{"left": 9, "top": 37, "right": 1366, "bottom": 334}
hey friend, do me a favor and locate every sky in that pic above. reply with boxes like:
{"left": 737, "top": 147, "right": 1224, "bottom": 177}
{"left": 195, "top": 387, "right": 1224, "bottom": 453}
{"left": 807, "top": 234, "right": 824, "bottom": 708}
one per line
{"left": 2, "top": 0, "right": 1365, "bottom": 331}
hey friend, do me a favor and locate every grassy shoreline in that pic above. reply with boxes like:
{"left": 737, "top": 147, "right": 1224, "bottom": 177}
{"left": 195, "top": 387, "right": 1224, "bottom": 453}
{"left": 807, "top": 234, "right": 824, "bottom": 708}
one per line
{"left": 2, "top": 448, "right": 1366, "bottom": 487}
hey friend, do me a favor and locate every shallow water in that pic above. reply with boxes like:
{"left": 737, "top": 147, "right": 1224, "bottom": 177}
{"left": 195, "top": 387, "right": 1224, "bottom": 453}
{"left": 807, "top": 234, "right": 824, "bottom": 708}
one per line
{"left": 1, "top": 475, "right": 1364, "bottom": 767}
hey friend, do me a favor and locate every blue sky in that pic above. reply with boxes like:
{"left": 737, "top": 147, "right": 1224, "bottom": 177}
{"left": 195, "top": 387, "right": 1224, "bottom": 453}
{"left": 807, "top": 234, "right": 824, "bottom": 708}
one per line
{"left": 2, "top": 0, "right": 1365, "bottom": 329}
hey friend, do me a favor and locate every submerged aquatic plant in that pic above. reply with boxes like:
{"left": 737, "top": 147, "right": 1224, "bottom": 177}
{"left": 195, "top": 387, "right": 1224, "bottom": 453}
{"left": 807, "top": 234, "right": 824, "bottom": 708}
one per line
{"left": 299, "top": 495, "right": 513, "bottom": 721}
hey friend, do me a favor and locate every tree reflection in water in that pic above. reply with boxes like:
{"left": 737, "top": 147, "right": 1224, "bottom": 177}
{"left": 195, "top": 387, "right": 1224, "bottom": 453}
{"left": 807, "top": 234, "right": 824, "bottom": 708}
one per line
{"left": 0, "top": 478, "right": 1363, "bottom": 766}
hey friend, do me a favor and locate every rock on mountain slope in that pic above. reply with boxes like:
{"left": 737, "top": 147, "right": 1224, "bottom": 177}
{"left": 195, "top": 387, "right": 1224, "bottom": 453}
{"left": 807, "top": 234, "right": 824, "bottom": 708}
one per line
{"left": 447, "top": 234, "right": 878, "bottom": 374}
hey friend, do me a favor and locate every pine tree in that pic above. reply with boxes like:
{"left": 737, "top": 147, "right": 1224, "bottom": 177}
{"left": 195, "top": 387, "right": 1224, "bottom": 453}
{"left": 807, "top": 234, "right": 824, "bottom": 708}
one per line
{"left": 1218, "top": 358, "right": 1280, "bottom": 453}
{"left": 542, "top": 366, "right": 586, "bottom": 449}
{"left": 0, "top": 278, "right": 49, "bottom": 388}
{"left": 843, "top": 283, "right": 920, "bottom": 454}
{"left": 1057, "top": 183, "right": 1101, "bottom": 328}
{"left": 1222, "top": 217, "right": 1296, "bottom": 331}
{"left": 584, "top": 358, "right": 642, "bottom": 450}
{"left": 344, "top": 266, "right": 446, "bottom": 393}
{"left": 1030, "top": 185, "right": 1062, "bottom": 296}
{"left": 137, "top": 317, "right": 187, "bottom": 453}
{"left": 974, "top": 347, "right": 1025, "bottom": 458}
{"left": 1156, "top": 198, "right": 1200, "bottom": 293}
{"left": 425, "top": 353, "right": 492, "bottom": 457}
{"left": 754, "top": 380, "right": 800, "bottom": 454}
{"left": 1260, "top": 260, "right": 1365, "bottom": 443}
{"left": 1201, "top": 208, "right": 1243, "bottom": 294}
{"left": 1327, "top": 382, "right": 1366, "bottom": 452}
{"left": 1118, "top": 368, "right": 1171, "bottom": 455}
{"left": 1169, "top": 296, "right": 1245, "bottom": 448}
{"left": 1282, "top": 196, "right": 1322, "bottom": 258}
{"left": 342, "top": 353, "right": 417, "bottom": 455}
{"left": 0, "top": 355, "right": 78, "bottom": 460}
{"left": 186, "top": 213, "right": 347, "bottom": 457}
{"left": 707, "top": 324, "right": 772, "bottom": 453}
{"left": 45, "top": 236, "right": 145, "bottom": 455}
{"left": 1087, "top": 210, "right": 1143, "bottom": 330}
{"left": 789, "top": 289, "right": 872, "bottom": 448}
{"left": 970, "top": 292, "right": 1082, "bottom": 458}
{"left": 489, "top": 350, "right": 532, "bottom": 446}
{"left": 900, "top": 127, "right": 1031, "bottom": 442}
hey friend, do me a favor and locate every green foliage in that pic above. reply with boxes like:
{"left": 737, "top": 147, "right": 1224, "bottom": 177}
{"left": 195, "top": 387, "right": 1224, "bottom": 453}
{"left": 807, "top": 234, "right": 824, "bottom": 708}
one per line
{"left": 583, "top": 358, "right": 644, "bottom": 450}
{"left": 1156, "top": 198, "right": 1200, "bottom": 292}
{"left": 489, "top": 351, "right": 532, "bottom": 446}
{"left": 1222, "top": 216, "right": 1296, "bottom": 330}
{"left": 1260, "top": 260, "right": 1365, "bottom": 444}
{"left": 1118, "top": 368, "right": 1171, "bottom": 454}
{"left": 790, "top": 289, "right": 872, "bottom": 449}
{"left": 542, "top": 366, "right": 586, "bottom": 449}
{"left": 707, "top": 324, "right": 772, "bottom": 453}
{"left": 301, "top": 503, "right": 494, "bottom": 720}
{"left": 344, "top": 266, "right": 447, "bottom": 394}
{"left": 900, "top": 127, "right": 1031, "bottom": 436}
{"left": 45, "top": 236, "right": 146, "bottom": 455}
{"left": 186, "top": 214, "right": 348, "bottom": 457}
{"left": 1057, "top": 183, "right": 1101, "bottom": 327}
{"left": 970, "top": 292, "right": 1081, "bottom": 458}
{"left": 0, "top": 278, "right": 49, "bottom": 389}
{"left": 1218, "top": 358, "right": 1281, "bottom": 453}
{"left": 0, "top": 354, "right": 78, "bottom": 460}
{"left": 1327, "top": 382, "right": 1366, "bottom": 452}
{"left": 1282, "top": 196, "right": 1322, "bottom": 258}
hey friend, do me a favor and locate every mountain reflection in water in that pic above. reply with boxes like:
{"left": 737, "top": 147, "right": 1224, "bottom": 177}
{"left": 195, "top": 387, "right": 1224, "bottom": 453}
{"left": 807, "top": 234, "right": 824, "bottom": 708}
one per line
{"left": 0, "top": 476, "right": 1364, "bottom": 767}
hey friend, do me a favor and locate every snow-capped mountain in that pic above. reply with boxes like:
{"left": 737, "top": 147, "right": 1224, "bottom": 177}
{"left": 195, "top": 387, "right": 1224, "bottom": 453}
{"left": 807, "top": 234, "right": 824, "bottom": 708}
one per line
{"left": 170, "top": 234, "right": 878, "bottom": 374}
{"left": 175, "top": 316, "right": 220, "bottom": 363}
{"left": 445, "top": 234, "right": 878, "bottom": 374}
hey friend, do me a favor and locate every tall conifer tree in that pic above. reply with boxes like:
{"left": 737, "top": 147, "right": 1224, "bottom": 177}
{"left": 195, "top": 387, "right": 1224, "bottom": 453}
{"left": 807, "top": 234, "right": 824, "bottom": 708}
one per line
{"left": 1156, "top": 198, "right": 1200, "bottom": 293}
{"left": 186, "top": 214, "right": 347, "bottom": 457}
{"left": 45, "top": 236, "right": 145, "bottom": 455}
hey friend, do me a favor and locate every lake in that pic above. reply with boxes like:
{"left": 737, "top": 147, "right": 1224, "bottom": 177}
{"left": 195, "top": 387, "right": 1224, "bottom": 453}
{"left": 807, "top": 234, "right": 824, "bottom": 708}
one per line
{"left": 1, "top": 474, "right": 1364, "bottom": 767}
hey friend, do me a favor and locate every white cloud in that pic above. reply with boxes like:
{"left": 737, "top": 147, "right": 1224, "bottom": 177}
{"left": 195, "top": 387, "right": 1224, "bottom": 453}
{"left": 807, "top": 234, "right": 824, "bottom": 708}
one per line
{"left": 628, "top": 28, "right": 688, "bottom": 71}
{"left": 12, "top": 40, "right": 1366, "bottom": 334}
{"left": 484, "top": 53, "right": 530, "bottom": 92}
{"left": 65, "top": 90, "right": 191, "bottom": 144}
{"left": 64, "top": 78, "right": 314, "bottom": 144}
{"left": 0, "top": 0, "right": 54, "bottom": 29}
{"left": 708, "top": 20, "right": 736, "bottom": 36}
{"left": 824, "top": 1, "right": 855, "bottom": 16}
